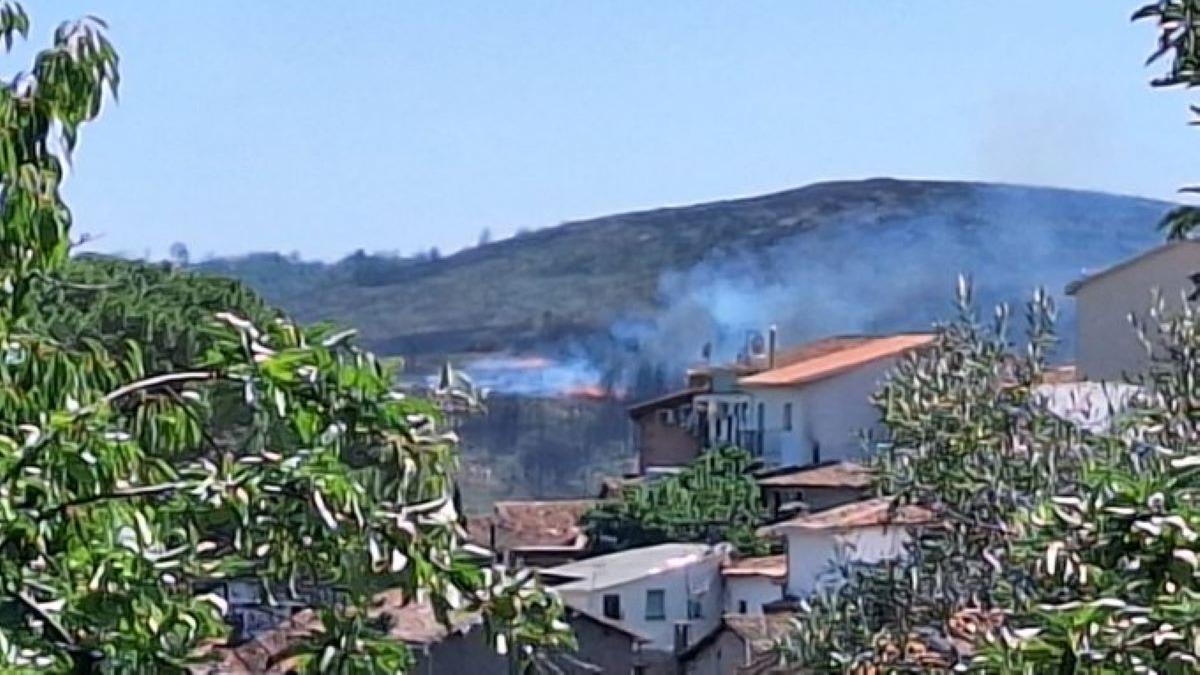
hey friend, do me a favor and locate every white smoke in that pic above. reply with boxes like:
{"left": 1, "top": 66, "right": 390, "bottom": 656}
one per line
{"left": 608, "top": 183, "right": 1168, "bottom": 384}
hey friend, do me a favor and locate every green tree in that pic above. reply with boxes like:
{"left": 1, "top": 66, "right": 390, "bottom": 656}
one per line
{"left": 1134, "top": 2, "right": 1200, "bottom": 240}
{"left": 776, "top": 283, "right": 1078, "bottom": 671}
{"left": 583, "top": 446, "right": 769, "bottom": 556}
{"left": 0, "top": 4, "right": 569, "bottom": 673}
{"left": 977, "top": 295, "right": 1200, "bottom": 671}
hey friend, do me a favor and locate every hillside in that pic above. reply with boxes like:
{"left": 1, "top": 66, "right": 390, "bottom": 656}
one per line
{"left": 196, "top": 179, "right": 1169, "bottom": 377}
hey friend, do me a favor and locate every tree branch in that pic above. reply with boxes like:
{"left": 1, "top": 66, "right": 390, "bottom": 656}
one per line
{"left": 102, "top": 371, "right": 217, "bottom": 406}
{"left": 15, "top": 589, "right": 74, "bottom": 646}
{"left": 45, "top": 481, "right": 182, "bottom": 518}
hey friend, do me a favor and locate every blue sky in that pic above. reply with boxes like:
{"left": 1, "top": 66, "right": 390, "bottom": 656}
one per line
{"left": 24, "top": 1, "right": 1200, "bottom": 260}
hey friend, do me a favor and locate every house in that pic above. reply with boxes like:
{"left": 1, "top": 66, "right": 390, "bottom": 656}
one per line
{"left": 1067, "top": 239, "right": 1200, "bottom": 381}
{"left": 680, "top": 613, "right": 797, "bottom": 675}
{"left": 763, "top": 497, "right": 932, "bottom": 598}
{"left": 755, "top": 460, "right": 872, "bottom": 518}
{"left": 629, "top": 333, "right": 932, "bottom": 474}
{"left": 721, "top": 555, "right": 785, "bottom": 615}
{"left": 738, "top": 334, "right": 935, "bottom": 468}
{"left": 628, "top": 388, "right": 708, "bottom": 473}
{"left": 199, "top": 590, "right": 650, "bottom": 675}
{"left": 466, "top": 499, "right": 597, "bottom": 568}
{"left": 544, "top": 543, "right": 729, "bottom": 663}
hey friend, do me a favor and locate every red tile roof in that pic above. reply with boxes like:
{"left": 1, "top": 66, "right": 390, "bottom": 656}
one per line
{"left": 466, "top": 499, "right": 596, "bottom": 553}
{"left": 198, "top": 591, "right": 479, "bottom": 674}
{"left": 721, "top": 554, "right": 786, "bottom": 579}
{"left": 766, "top": 497, "right": 933, "bottom": 533}
{"left": 756, "top": 461, "right": 873, "bottom": 489}
{"left": 739, "top": 334, "right": 935, "bottom": 387}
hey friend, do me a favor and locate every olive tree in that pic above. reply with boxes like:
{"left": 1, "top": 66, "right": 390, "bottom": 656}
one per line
{"left": 0, "top": 3, "right": 569, "bottom": 673}
{"left": 776, "top": 283, "right": 1081, "bottom": 671}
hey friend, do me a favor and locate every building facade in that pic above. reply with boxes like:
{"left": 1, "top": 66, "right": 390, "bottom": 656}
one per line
{"left": 1068, "top": 240, "right": 1200, "bottom": 381}
{"left": 738, "top": 335, "right": 934, "bottom": 468}
{"left": 545, "top": 543, "right": 729, "bottom": 660}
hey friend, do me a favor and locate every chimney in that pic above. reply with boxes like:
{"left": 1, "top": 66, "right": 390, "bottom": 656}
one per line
{"left": 768, "top": 325, "right": 778, "bottom": 369}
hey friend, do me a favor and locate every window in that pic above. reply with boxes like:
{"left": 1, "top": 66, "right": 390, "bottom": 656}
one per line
{"left": 657, "top": 409, "right": 675, "bottom": 426}
{"left": 645, "top": 589, "right": 666, "bottom": 621}
{"left": 603, "top": 593, "right": 621, "bottom": 620}
{"left": 812, "top": 442, "right": 821, "bottom": 465}
{"left": 687, "top": 597, "right": 704, "bottom": 619}
{"left": 783, "top": 402, "right": 793, "bottom": 431}
{"left": 738, "top": 600, "right": 748, "bottom": 614}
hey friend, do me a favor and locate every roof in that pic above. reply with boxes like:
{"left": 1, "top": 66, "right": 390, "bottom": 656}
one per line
{"left": 688, "top": 336, "right": 878, "bottom": 377}
{"left": 1040, "top": 365, "right": 1079, "bottom": 384}
{"left": 765, "top": 497, "right": 933, "bottom": 533}
{"left": 466, "top": 499, "right": 596, "bottom": 553}
{"left": 547, "top": 543, "right": 723, "bottom": 591}
{"left": 739, "top": 334, "right": 935, "bottom": 387}
{"left": 628, "top": 387, "right": 704, "bottom": 415}
{"left": 723, "top": 613, "right": 801, "bottom": 651}
{"left": 202, "top": 591, "right": 480, "bottom": 674}
{"left": 678, "top": 613, "right": 798, "bottom": 666}
{"left": 756, "top": 461, "right": 872, "bottom": 490}
{"left": 721, "top": 554, "right": 786, "bottom": 580}
{"left": 1065, "top": 239, "right": 1200, "bottom": 295}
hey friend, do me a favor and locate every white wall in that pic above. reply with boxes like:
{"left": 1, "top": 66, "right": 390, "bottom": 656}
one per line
{"left": 557, "top": 554, "right": 725, "bottom": 653}
{"left": 1075, "top": 242, "right": 1200, "bottom": 381}
{"left": 800, "top": 358, "right": 894, "bottom": 464}
{"left": 746, "top": 387, "right": 807, "bottom": 466}
{"left": 783, "top": 526, "right": 910, "bottom": 598}
{"left": 744, "top": 357, "right": 897, "bottom": 468}
{"left": 723, "top": 576, "right": 782, "bottom": 615}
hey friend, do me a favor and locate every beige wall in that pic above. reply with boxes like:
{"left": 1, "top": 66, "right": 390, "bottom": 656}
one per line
{"left": 683, "top": 629, "right": 747, "bottom": 675}
{"left": 635, "top": 412, "right": 701, "bottom": 471}
{"left": 567, "top": 615, "right": 642, "bottom": 675}
{"left": 1075, "top": 242, "right": 1200, "bottom": 381}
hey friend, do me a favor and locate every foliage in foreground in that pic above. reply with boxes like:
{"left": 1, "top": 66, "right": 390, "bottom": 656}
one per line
{"left": 776, "top": 283, "right": 1081, "bottom": 671}
{"left": 776, "top": 287, "right": 1200, "bottom": 674}
{"left": 0, "top": 3, "right": 570, "bottom": 673}
{"left": 583, "top": 446, "right": 769, "bottom": 556}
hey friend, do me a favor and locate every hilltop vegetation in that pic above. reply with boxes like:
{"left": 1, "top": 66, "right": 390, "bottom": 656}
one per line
{"left": 194, "top": 179, "right": 1169, "bottom": 366}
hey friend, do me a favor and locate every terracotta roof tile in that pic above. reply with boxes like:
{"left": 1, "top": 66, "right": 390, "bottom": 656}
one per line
{"left": 766, "top": 497, "right": 933, "bottom": 533}
{"left": 197, "top": 592, "right": 479, "bottom": 674}
{"left": 467, "top": 499, "right": 596, "bottom": 553}
{"left": 721, "top": 554, "right": 786, "bottom": 579}
{"left": 739, "top": 334, "right": 935, "bottom": 387}
{"left": 756, "top": 462, "right": 873, "bottom": 489}
{"left": 723, "top": 613, "right": 800, "bottom": 651}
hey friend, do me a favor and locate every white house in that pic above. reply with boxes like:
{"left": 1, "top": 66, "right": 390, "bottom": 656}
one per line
{"left": 764, "top": 497, "right": 932, "bottom": 598}
{"left": 1067, "top": 239, "right": 1200, "bottom": 381}
{"left": 720, "top": 555, "right": 785, "bottom": 616}
{"left": 738, "top": 334, "right": 935, "bottom": 468}
{"left": 545, "top": 543, "right": 729, "bottom": 657}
